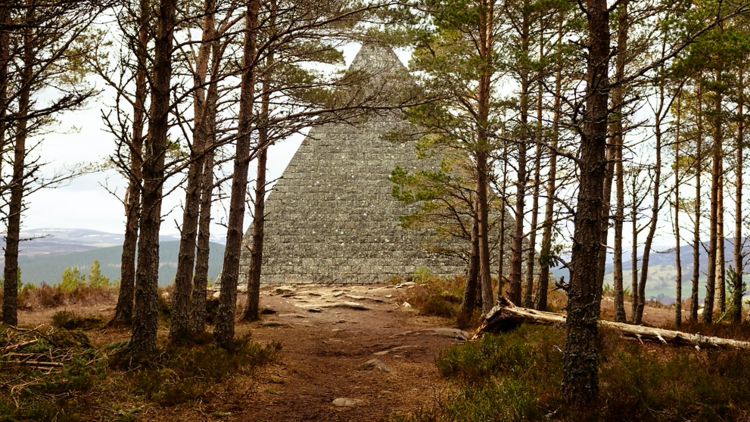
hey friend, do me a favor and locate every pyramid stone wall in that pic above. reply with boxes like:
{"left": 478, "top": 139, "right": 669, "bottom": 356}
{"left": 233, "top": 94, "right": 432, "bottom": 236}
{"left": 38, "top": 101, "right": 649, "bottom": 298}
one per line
{"left": 238, "top": 44, "right": 466, "bottom": 285}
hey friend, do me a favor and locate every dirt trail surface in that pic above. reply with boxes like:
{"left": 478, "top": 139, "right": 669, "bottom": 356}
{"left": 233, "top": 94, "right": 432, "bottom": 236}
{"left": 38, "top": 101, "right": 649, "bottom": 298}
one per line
{"left": 18, "top": 283, "right": 467, "bottom": 422}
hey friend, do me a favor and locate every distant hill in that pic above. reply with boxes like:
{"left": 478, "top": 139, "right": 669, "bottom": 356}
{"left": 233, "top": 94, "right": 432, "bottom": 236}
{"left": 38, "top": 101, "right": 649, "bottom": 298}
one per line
{"left": 552, "top": 238, "right": 750, "bottom": 304}
{"left": 14, "top": 241, "right": 225, "bottom": 286}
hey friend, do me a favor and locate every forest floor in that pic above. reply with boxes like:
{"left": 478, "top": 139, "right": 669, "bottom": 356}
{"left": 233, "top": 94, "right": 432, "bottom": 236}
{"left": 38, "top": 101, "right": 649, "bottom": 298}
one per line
{"left": 17, "top": 283, "right": 472, "bottom": 422}
{"left": 13, "top": 283, "right": 693, "bottom": 422}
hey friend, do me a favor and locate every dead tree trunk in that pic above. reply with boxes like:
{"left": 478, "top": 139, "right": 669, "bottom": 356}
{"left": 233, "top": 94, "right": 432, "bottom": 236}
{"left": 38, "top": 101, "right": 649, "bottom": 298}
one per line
{"left": 214, "top": 0, "right": 260, "bottom": 347}
{"left": 130, "top": 0, "right": 177, "bottom": 353}
{"left": 476, "top": 299, "right": 750, "bottom": 350}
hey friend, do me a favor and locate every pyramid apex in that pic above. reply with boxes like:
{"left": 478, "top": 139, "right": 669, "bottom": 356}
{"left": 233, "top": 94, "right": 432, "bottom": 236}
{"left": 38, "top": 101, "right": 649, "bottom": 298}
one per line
{"left": 349, "top": 42, "right": 408, "bottom": 74}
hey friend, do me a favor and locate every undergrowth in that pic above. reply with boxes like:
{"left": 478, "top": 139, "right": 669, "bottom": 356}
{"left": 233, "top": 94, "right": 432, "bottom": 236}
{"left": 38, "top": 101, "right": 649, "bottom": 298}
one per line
{"left": 0, "top": 324, "right": 281, "bottom": 421}
{"left": 0, "top": 282, "right": 118, "bottom": 311}
{"left": 391, "top": 324, "right": 750, "bottom": 422}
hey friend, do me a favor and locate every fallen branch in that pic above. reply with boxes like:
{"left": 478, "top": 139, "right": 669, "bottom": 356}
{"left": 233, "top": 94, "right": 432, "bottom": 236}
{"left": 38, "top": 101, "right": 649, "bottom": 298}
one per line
{"left": 473, "top": 298, "right": 750, "bottom": 350}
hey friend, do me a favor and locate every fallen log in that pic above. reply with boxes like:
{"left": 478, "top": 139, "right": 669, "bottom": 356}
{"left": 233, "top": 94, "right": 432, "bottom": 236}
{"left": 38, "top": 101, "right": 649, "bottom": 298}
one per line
{"left": 473, "top": 298, "right": 750, "bottom": 350}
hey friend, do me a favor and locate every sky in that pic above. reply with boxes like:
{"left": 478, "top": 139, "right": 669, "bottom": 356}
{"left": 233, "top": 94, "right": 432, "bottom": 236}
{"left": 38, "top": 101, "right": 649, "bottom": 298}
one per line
{"left": 22, "top": 44, "right": 409, "bottom": 239}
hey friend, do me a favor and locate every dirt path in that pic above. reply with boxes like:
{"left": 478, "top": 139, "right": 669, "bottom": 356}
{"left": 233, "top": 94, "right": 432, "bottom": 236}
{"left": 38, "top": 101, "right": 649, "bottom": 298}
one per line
{"left": 18, "top": 283, "right": 466, "bottom": 422}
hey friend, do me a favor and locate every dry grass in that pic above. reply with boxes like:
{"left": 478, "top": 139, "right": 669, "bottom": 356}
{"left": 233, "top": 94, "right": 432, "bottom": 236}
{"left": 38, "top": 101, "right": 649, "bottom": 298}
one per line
{"left": 0, "top": 283, "right": 118, "bottom": 311}
{"left": 390, "top": 324, "right": 750, "bottom": 422}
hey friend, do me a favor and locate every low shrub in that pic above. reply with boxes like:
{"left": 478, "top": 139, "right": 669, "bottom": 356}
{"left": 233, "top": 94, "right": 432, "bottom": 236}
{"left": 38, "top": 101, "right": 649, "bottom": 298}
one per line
{"left": 397, "top": 270, "right": 466, "bottom": 319}
{"left": 111, "top": 336, "right": 281, "bottom": 406}
{"left": 392, "top": 324, "right": 750, "bottom": 421}
{"left": 51, "top": 310, "right": 105, "bottom": 330}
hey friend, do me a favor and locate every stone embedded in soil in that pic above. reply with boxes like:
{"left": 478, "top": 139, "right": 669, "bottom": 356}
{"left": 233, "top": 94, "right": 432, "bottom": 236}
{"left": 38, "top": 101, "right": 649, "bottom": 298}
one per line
{"left": 262, "top": 321, "right": 289, "bottom": 328}
{"left": 278, "top": 313, "right": 308, "bottom": 318}
{"left": 358, "top": 359, "right": 391, "bottom": 372}
{"left": 430, "top": 328, "right": 471, "bottom": 341}
{"left": 332, "top": 398, "right": 363, "bottom": 407}
{"left": 308, "top": 308, "right": 323, "bottom": 313}
{"left": 261, "top": 308, "right": 277, "bottom": 314}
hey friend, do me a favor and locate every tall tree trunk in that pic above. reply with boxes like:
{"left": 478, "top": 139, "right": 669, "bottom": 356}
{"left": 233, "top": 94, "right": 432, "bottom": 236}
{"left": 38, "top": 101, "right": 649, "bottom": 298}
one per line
{"left": 497, "top": 155, "right": 508, "bottom": 300}
{"left": 534, "top": 14, "right": 563, "bottom": 312}
{"left": 631, "top": 182, "right": 639, "bottom": 323}
{"left": 562, "top": 0, "right": 610, "bottom": 404}
{"left": 130, "top": 0, "right": 177, "bottom": 353}
{"left": 508, "top": 1, "right": 529, "bottom": 306}
{"left": 240, "top": 80, "right": 271, "bottom": 322}
{"left": 716, "top": 170, "right": 725, "bottom": 313}
{"left": 214, "top": 0, "right": 260, "bottom": 347}
{"left": 703, "top": 75, "right": 722, "bottom": 324}
{"left": 674, "top": 94, "right": 683, "bottom": 327}
{"left": 611, "top": 0, "right": 629, "bottom": 323}
{"left": 190, "top": 142, "right": 215, "bottom": 333}
{"left": 475, "top": 0, "right": 494, "bottom": 315}
{"left": 0, "top": 0, "right": 10, "bottom": 198}
{"left": 461, "top": 215, "right": 480, "bottom": 322}
{"left": 112, "top": 0, "right": 149, "bottom": 326}
{"left": 2, "top": 7, "right": 34, "bottom": 326}
{"left": 732, "top": 69, "right": 744, "bottom": 324}
{"left": 170, "top": 0, "right": 216, "bottom": 341}
{"left": 634, "top": 85, "right": 664, "bottom": 325}
{"left": 690, "top": 80, "right": 703, "bottom": 323}
{"left": 524, "top": 26, "right": 544, "bottom": 308}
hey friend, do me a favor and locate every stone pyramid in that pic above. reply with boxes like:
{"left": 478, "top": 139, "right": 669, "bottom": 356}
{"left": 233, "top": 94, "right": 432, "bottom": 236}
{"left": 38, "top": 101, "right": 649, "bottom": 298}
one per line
{"left": 239, "top": 43, "right": 466, "bottom": 285}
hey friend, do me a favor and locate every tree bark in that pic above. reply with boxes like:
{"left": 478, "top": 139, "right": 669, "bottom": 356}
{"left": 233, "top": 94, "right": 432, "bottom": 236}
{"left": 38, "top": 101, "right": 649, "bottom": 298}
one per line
{"left": 169, "top": 0, "right": 216, "bottom": 341}
{"left": 461, "top": 215, "right": 480, "bottom": 322}
{"left": 214, "top": 0, "right": 260, "bottom": 347}
{"left": 240, "top": 85, "right": 271, "bottom": 322}
{"left": 562, "top": 0, "right": 609, "bottom": 405}
{"left": 112, "top": 0, "right": 148, "bottom": 326}
{"left": 703, "top": 74, "right": 722, "bottom": 324}
{"left": 732, "top": 69, "right": 744, "bottom": 324}
{"left": 534, "top": 14, "right": 563, "bottom": 312}
{"left": 2, "top": 6, "right": 34, "bottom": 326}
{"left": 716, "top": 170, "right": 725, "bottom": 313}
{"left": 611, "top": 0, "right": 628, "bottom": 323}
{"left": 0, "top": 0, "right": 10, "bottom": 198}
{"left": 524, "top": 25, "right": 544, "bottom": 309}
{"left": 674, "top": 94, "right": 683, "bottom": 327}
{"left": 130, "top": 0, "right": 176, "bottom": 353}
{"left": 475, "top": 0, "right": 494, "bottom": 315}
{"left": 690, "top": 80, "right": 703, "bottom": 323}
{"left": 634, "top": 86, "right": 664, "bottom": 325}
{"left": 508, "top": 1, "right": 529, "bottom": 306}
{"left": 630, "top": 169, "right": 640, "bottom": 323}
{"left": 497, "top": 156, "right": 508, "bottom": 301}
{"left": 191, "top": 142, "right": 215, "bottom": 334}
